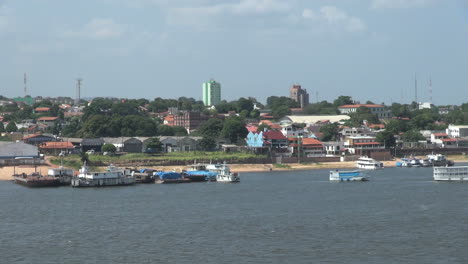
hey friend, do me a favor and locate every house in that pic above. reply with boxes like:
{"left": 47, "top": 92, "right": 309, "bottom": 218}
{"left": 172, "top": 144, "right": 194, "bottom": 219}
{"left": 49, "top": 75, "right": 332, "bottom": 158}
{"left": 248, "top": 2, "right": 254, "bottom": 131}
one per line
{"left": 22, "top": 134, "right": 56, "bottom": 145}
{"left": 37, "top": 117, "right": 60, "bottom": 127}
{"left": 246, "top": 131, "right": 265, "bottom": 148}
{"left": 430, "top": 133, "right": 457, "bottom": 147}
{"left": 281, "top": 124, "right": 305, "bottom": 138}
{"left": 339, "top": 127, "right": 376, "bottom": 139}
{"left": 39, "top": 141, "right": 74, "bottom": 155}
{"left": 446, "top": 124, "right": 468, "bottom": 138}
{"left": 338, "top": 104, "right": 392, "bottom": 119}
{"left": 0, "top": 141, "right": 39, "bottom": 159}
{"left": 343, "top": 136, "right": 384, "bottom": 155}
{"left": 263, "top": 131, "right": 288, "bottom": 149}
{"left": 323, "top": 142, "right": 345, "bottom": 156}
{"left": 302, "top": 138, "right": 325, "bottom": 157}
{"left": 81, "top": 138, "right": 104, "bottom": 152}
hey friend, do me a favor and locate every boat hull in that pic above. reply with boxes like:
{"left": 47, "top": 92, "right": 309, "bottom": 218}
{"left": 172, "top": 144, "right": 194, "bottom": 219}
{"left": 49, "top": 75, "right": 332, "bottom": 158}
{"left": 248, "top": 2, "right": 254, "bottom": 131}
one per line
{"left": 330, "top": 171, "right": 369, "bottom": 182}
{"left": 13, "top": 176, "right": 61, "bottom": 187}
{"left": 155, "top": 178, "right": 191, "bottom": 184}
{"left": 433, "top": 166, "right": 468, "bottom": 181}
{"left": 71, "top": 178, "right": 135, "bottom": 187}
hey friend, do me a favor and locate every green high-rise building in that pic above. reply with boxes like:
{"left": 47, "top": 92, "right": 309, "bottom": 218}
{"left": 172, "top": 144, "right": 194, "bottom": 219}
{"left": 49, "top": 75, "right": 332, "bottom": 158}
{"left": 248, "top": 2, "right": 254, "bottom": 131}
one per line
{"left": 202, "top": 79, "right": 221, "bottom": 106}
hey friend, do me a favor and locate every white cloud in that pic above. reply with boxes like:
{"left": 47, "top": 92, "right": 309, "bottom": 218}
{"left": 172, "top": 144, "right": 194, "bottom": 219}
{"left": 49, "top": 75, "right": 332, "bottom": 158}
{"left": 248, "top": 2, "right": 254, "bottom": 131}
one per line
{"left": 371, "top": 0, "right": 439, "bottom": 9}
{"left": 166, "top": 0, "right": 291, "bottom": 30}
{"left": 302, "top": 6, "right": 366, "bottom": 33}
{"left": 63, "top": 18, "right": 126, "bottom": 39}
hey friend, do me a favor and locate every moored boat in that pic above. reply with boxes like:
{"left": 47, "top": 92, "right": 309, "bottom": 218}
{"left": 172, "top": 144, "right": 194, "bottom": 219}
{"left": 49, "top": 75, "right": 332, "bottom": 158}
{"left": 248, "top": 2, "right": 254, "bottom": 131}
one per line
{"left": 356, "top": 156, "right": 384, "bottom": 170}
{"left": 206, "top": 163, "right": 240, "bottom": 183}
{"left": 71, "top": 163, "right": 135, "bottom": 187}
{"left": 48, "top": 167, "right": 74, "bottom": 185}
{"left": 427, "top": 153, "right": 455, "bottom": 167}
{"left": 433, "top": 166, "right": 468, "bottom": 181}
{"left": 13, "top": 172, "right": 61, "bottom": 187}
{"left": 329, "top": 170, "right": 369, "bottom": 182}
{"left": 154, "top": 171, "right": 191, "bottom": 184}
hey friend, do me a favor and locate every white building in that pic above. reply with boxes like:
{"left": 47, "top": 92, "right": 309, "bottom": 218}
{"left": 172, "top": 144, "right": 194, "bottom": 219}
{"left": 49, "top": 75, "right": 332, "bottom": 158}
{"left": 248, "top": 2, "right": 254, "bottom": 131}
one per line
{"left": 418, "top": 102, "right": 432, "bottom": 110}
{"left": 446, "top": 124, "right": 468, "bottom": 138}
{"left": 338, "top": 104, "right": 392, "bottom": 119}
{"left": 280, "top": 124, "right": 305, "bottom": 138}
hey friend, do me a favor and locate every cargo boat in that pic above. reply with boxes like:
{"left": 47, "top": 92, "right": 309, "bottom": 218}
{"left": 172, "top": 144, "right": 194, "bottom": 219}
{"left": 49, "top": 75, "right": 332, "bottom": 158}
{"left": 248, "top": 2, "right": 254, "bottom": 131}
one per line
{"left": 206, "top": 163, "right": 240, "bottom": 183}
{"left": 71, "top": 163, "right": 135, "bottom": 187}
{"left": 13, "top": 172, "right": 61, "bottom": 187}
{"left": 356, "top": 156, "right": 384, "bottom": 170}
{"left": 154, "top": 171, "right": 191, "bottom": 184}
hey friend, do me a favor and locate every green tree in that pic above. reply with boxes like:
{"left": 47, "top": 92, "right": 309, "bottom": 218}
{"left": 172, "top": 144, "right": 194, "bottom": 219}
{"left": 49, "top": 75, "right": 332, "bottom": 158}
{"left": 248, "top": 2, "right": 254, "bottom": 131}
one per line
{"left": 80, "top": 152, "right": 89, "bottom": 164}
{"left": 102, "top": 144, "right": 117, "bottom": 153}
{"left": 5, "top": 122, "right": 17, "bottom": 133}
{"left": 196, "top": 118, "right": 224, "bottom": 138}
{"left": 402, "top": 130, "right": 425, "bottom": 142}
{"left": 0, "top": 122, "right": 4, "bottom": 133}
{"left": 236, "top": 97, "right": 254, "bottom": 113}
{"left": 384, "top": 119, "right": 409, "bottom": 134}
{"left": 249, "top": 109, "right": 260, "bottom": 118}
{"left": 158, "top": 125, "right": 175, "bottom": 136}
{"left": 376, "top": 130, "right": 396, "bottom": 148}
{"left": 333, "top": 96, "right": 353, "bottom": 107}
{"left": 198, "top": 136, "right": 216, "bottom": 151}
{"left": 272, "top": 105, "right": 291, "bottom": 119}
{"left": 146, "top": 137, "right": 163, "bottom": 153}
{"left": 320, "top": 123, "right": 339, "bottom": 141}
{"left": 221, "top": 116, "right": 248, "bottom": 143}
{"left": 257, "top": 123, "right": 271, "bottom": 132}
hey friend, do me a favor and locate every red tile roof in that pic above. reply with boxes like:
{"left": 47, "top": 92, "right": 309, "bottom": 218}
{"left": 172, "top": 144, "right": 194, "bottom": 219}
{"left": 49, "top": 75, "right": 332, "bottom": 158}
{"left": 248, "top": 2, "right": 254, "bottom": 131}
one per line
{"left": 35, "top": 107, "right": 50, "bottom": 112}
{"left": 433, "top": 133, "right": 448, "bottom": 137}
{"left": 37, "top": 116, "right": 59, "bottom": 121}
{"left": 22, "top": 134, "right": 42, "bottom": 140}
{"left": 441, "top": 138, "right": 457, "bottom": 142}
{"left": 339, "top": 104, "right": 384, "bottom": 108}
{"left": 263, "top": 131, "right": 287, "bottom": 140}
{"left": 40, "top": 142, "right": 74, "bottom": 149}
{"left": 246, "top": 125, "right": 258, "bottom": 132}
{"left": 302, "top": 138, "right": 323, "bottom": 146}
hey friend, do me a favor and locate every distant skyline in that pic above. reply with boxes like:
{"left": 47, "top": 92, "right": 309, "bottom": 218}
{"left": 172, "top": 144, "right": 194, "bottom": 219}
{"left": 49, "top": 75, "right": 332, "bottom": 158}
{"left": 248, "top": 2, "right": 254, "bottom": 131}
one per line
{"left": 1, "top": 0, "right": 468, "bottom": 105}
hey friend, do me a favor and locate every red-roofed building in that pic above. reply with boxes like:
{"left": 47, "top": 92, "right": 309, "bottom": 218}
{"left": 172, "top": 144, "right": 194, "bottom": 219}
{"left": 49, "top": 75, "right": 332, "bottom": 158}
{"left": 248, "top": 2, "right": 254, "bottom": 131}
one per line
{"left": 40, "top": 141, "right": 74, "bottom": 154}
{"left": 431, "top": 132, "right": 458, "bottom": 147}
{"left": 246, "top": 124, "right": 258, "bottom": 133}
{"left": 22, "top": 134, "right": 56, "bottom": 145}
{"left": 34, "top": 107, "right": 50, "bottom": 113}
{"left": 164, "top": 115, "right": 174, "bottom": 126}
{"left": 37, "top": 116, "right": 61, "bottom": 126}
{"left": 263, "top": 131, "right": 288, "bottom": 149}
{"left": 293, "top": 137, "right": 324, "bottom": 157}
{"left": 338, "top": 104, "right": 392, "bottom": 119}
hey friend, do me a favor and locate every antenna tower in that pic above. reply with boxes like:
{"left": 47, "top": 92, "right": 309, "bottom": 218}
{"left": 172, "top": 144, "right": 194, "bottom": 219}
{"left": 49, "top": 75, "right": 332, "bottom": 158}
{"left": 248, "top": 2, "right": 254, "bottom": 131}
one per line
{"left": 75, "top": 78, "right": 82, "bottom": 106}
{"left": 24, "top": 73, "right": 27, "bottom": 96}
{"left": 429, "top": 77, "right": 433, "bottom": 105}
{"left": 414, "top": 73, "right": 418, "bottom": 103}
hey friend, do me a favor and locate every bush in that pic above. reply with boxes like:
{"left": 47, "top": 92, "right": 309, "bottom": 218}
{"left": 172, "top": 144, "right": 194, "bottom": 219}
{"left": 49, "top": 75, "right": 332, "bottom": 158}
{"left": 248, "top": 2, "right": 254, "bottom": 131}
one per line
{"left": 102, "top": 144, "right": 117, "bottom": 153}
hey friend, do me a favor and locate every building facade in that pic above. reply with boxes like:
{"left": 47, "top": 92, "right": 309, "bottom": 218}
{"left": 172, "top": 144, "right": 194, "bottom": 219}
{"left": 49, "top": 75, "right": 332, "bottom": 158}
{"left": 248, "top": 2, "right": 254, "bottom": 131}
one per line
{"left": 289, "top": 84, "right": 309, "bottom": 108}
{"left": 446, "top": 124, "right": 468, "bottom": 138}
{"left": 202, "top": 79, "right": 221, "bottom": 106}
{"left": 338, "top": 104, "right": 392, "bottom": 119}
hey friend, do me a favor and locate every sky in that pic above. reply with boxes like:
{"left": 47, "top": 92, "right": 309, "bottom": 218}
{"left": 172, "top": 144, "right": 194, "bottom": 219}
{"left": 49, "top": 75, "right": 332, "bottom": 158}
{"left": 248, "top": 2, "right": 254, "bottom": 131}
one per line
{"left": 1, "top": 0, "right": 468, "bottom": 105}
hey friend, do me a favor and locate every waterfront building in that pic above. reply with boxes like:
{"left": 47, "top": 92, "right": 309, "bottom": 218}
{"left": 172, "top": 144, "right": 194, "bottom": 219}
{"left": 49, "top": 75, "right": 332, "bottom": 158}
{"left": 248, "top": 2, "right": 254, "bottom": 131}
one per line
{"left": 279, "top": 115, "right": 350, "bottom": 126}
{"left": 172, "top": 111, "right": 209, "bottom": 133}
{"left": 289, "top": 84, "right": 309, "bottom": 108}
{"left": 202, "top": 79, "right": 221, "bottom": 106}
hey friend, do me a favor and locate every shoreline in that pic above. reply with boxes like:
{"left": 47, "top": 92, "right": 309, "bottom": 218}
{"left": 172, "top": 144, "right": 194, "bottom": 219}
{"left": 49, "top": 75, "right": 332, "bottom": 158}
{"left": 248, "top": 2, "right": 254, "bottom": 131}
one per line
{"left": 2, "top": 159, "right": 467, "bottom": 181}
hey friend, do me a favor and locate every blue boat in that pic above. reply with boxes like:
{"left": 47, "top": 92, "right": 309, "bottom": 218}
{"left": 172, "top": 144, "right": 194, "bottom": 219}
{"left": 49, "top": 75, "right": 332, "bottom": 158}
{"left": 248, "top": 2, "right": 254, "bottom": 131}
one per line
{"left": 154, "top": 171, "right": 191, "bottom": 184}
{"left": 182, "top": 170, "right": 217, "bottom": 182}
{"left": 329, "top": 170, "right": 369, "bottom": 181}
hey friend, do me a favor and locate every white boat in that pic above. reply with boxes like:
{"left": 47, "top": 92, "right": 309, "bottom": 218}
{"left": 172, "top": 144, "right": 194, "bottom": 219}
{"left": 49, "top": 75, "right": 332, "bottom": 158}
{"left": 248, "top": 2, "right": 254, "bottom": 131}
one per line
{"left": 433, "top": 166, "right": 468, "bottom": 181}
{"left": 356, "top": 156, "right": 384, "bottom": 170}
{"left": 71, "top": 163, "right": 135, "bottom": 187}
{"left": 427, "top": 153, "right": 454, "bottom": 167}
{"left": 329, "top": 170, "right": 369, "bottom": 182}
{"left": 206, "top": 163, "right": 240, "bottom": 183}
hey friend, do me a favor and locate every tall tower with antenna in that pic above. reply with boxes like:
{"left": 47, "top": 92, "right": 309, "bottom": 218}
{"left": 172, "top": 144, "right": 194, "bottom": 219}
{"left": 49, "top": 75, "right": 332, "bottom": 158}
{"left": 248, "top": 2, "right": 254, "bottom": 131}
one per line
{"left": 75, "top": 78, "right": 82, "bottom": 106}
{"left": 429, "top": 77, "right": 433, "bottom": 105}
{"left": 24, "top": 73, "right": 28, "bottom": 96}
{"left": 414, "top": 73, "right": 418, "bottom": 103}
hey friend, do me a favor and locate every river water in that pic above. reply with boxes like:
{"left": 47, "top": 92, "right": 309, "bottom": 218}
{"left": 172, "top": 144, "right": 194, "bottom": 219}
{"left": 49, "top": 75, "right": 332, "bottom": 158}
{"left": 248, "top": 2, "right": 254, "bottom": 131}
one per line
{"left": 0, "top": 167, "right": 466, "bottom": 264}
